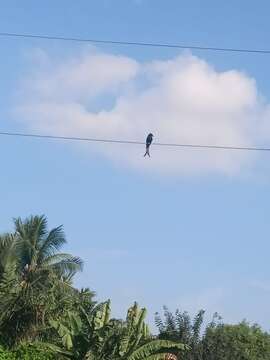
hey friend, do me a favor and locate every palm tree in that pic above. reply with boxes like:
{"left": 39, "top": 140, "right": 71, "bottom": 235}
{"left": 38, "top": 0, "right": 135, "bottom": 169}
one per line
{"left": 0, "top": 215, "right": 83, "bottom": 345}
{"left": 13, "top": 215, "right": 83, "bottom": 285}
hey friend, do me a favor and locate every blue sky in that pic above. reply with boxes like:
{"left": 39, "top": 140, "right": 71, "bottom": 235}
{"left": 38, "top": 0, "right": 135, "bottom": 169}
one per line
{"left": 1, "top": 0, "right": 270, "bottom": 329}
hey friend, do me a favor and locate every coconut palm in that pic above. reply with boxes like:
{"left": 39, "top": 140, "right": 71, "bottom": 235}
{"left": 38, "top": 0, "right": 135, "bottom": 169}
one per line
{"left": 13, "top": 215, "right": 83, "bottom": 285}
{"left": 0, "top": 215, "right": 83, "bottom": 345}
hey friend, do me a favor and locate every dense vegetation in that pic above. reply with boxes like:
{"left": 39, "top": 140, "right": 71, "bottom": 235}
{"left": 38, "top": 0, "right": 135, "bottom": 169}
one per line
{"left": 0, "top": 215, "right": 269, "bottom": 359}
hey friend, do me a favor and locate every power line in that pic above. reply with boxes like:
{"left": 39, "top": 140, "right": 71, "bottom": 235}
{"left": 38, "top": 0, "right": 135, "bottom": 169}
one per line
{"left": 1, "top": 130, "right": 270, "bottom": 152}
{"left": 0, "top": 31, "right": 270, "bottom": 55}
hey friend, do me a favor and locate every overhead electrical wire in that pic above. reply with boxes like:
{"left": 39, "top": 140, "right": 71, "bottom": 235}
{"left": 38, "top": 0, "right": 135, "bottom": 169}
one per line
{"left": 0, "top": 131, "right": 270, "bottom": 152}
{"left": 1, "top": 32, "right": 269, "bottom": 153}
{"left": 0, "top": 31, "right": 270, "bottom": 55}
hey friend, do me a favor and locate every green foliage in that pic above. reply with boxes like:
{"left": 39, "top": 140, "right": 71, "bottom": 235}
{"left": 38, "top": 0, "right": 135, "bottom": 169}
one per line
{"left": 0, "top": 344, "right": 57, "bottom": 360}
{"left": 13, "top": 343, "right": 57, "bottom": 360}
{"left": 156, "top": 308, "right": 270, "bottom": 360}
{"left": 0, "top": 215, "right": 83, "bottom": 346}
{"left": 155, "top": 307, "right": 204, "bottom": 359}
{"left": 50, "top": 301, "right": 185, "bottom": 360}
{"left": 0, "top": 346, "right": 15, "bottom": 360}
{"left": 93, "top": 299, "right": 111, "bottom": 330}
{"left": 2, "top": 214, "right": 270, "bottom": 360}
{"left": 202, "top": 320, "right": 270, "bottom": 360}
{"left": 127, "top": 340, "right": 187, "bottom": 360}
{"left": 50, "top": 311, "right": 83, "bottom": 350}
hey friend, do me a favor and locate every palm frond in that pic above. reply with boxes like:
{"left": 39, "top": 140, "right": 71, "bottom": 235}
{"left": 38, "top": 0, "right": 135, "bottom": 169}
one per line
{"left": 14, "top": 237, "right": 34, "bottom": 271}
{"left": 0, "top": 234, "right": 16, "bottom": 272}
{"left": 45, "top": 253, "right": 83, "bottom": 277}
{"left": 0, "top": 233, "right": 15, "bottom": 251}
{"left": 0, "top": 262, "right": 21, "bottom": 326}
{"left": 13, "top": 216, "right": 47, "bottom": 270}
{"left": 14, "top": 215, "right": 47, "bottom": 241}
{"left": 38, "top": 225, "right": 66, "bottom": 263}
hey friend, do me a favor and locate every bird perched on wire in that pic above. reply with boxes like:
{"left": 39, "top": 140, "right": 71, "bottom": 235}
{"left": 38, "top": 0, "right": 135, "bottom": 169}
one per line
{"left": 144, "top": 133, "right": 154, "bottom": 157}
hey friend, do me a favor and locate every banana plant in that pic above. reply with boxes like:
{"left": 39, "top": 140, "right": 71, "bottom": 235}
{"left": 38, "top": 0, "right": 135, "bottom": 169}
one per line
{"left": 47, "top": 300, "right": 112, "bottom": 359}
{"left": 50, "top": 311, "right": 82, "bottom": 350}
{"left": 126, "top": 340, "right": 186, "bottom": 360}
{"left": 85, "top": 302, "right": 188, "bottom": 360}
{"left": 47, "top": 301, "right": 188, "bottom": 360}
{"left": 118, "top": 302, "right": 150, "bottom": 356}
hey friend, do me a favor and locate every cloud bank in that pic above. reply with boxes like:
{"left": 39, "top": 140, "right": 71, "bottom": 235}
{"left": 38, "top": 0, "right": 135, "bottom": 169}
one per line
{"left": 16, "top": 49, "right": 270, "bottom": 176}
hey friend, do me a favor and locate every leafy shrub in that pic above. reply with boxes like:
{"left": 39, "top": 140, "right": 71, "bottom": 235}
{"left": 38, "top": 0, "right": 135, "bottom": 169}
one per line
{"left": 14, "top": 344, "right": 57, "bottom": 359}
{"left": 3, "top": 344, "right": 57, "bottom": 360}
{"left": 0, "top": 346, "right": 15, "bottom": 360}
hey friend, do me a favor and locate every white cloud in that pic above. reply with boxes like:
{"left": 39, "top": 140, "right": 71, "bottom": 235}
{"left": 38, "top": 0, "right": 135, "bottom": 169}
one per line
{"left": 15, "top": 49, "right": 270, "bottom": 176}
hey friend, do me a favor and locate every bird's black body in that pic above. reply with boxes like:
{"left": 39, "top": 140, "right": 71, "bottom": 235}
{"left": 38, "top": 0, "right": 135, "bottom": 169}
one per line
{"left": 144, "top": 133, "right": 154, "bottom": 157}
{"left": 146, "top": 133, "right": 153, "bottom": 146}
